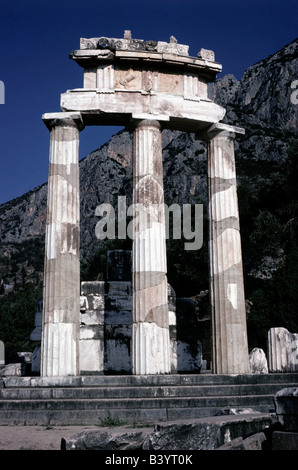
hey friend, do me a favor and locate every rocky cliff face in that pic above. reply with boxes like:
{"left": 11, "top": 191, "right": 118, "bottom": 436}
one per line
{"left": 0, "top": 38, "right": 297, "bottom": 292}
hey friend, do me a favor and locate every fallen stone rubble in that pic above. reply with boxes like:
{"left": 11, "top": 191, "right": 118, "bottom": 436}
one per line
{"left": 62, "top": 388, "right": 298, "bottom": 451}
{"left": 61, "top": 413, "right": 276, "bottom": 451}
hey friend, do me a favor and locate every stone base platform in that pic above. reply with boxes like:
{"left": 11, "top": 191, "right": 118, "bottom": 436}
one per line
{"left": 0, "top": 373, "right": 297, "bottom": 427}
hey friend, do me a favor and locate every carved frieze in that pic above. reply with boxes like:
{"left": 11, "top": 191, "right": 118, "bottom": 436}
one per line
{"left": 114, "top": 68, "right": 142, "bottom": 90}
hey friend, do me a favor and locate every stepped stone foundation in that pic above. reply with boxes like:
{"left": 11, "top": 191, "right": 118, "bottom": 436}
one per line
{"left": 41, "top": 31, "right": 249, "bottom": 376}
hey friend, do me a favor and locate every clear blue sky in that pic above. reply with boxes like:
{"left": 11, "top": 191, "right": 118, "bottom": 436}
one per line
{"left": 0, "top": 0, "right": 297, "bottom": 205}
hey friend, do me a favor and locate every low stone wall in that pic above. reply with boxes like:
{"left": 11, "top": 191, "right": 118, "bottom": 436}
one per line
{"left": 29, "top": 251, "right": 206, "bottom": 375}
{"left": 79, "top": 279, "right": 204, "bottom": 375}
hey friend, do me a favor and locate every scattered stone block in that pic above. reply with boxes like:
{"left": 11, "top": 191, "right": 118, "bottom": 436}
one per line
{"left": 216, "top": 432, "right": 267, "bottom": 450}
{"left": 0, "top": 363, "right": 24, "bottom": 376}
{"left": 61, "top": 416, "right": 274, "bottom": 451}
{"left": 216, "top": 436, "right": 244, "bottom": 450}
{"left": 249, "top": 348, "right": 268, "bottom": 374}
{"left": 268, "top": 327, "right": 298, "bottom": 372}
{"left": 61, "top": 427, "right": 153, "bottom": 450}
{"left": 142, "top": 415, "right": 274, "bottom": 450}
{"left": 274, "top": 387, "right": 298, "bottom": 431}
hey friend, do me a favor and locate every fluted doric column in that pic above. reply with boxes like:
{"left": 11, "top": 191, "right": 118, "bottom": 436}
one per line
{"left": 131, "top": 119, "right": 171, "bottom": 374}
{"left": 41, "top": 112, "right": 84, "bottom": 376}
{"left": 205, "top": 123, "right": 249, "bottom": 374}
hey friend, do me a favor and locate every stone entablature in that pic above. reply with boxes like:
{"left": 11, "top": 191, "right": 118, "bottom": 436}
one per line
{"left": 62, "top": 32, "right": 224, "bottom": 130}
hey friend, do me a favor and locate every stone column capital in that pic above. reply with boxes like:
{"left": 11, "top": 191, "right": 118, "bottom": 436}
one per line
{"left": 196, "top": 122, "right": 245, "bottom": 142}
{"left": 42, "top": 112, "right": 85, "bottom": 132}
{"left": 127, "top": 118, "right": 162, "bottom": 132}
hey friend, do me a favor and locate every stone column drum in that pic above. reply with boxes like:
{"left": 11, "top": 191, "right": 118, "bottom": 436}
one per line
{"left": 41, "top": 112, "right": 84, "bottom": 376}
{"left": 206, "top": 123, "right": 249, "bottom": 374}
{"left": 131, "top": 119, "right": 171, "bottom": 374}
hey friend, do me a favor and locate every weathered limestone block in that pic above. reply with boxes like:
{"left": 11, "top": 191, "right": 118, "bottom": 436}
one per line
{"left": 80, "top": 292, "right": 105, "bottom": 325}
{"left": 268, "top": 327, "right": 298, "bottom": 372}
{"left": 274, "top": 388, "right": 298, "bottom": 431}
{"left": 62, "top": 427, "right": 153, "bottom": 450}
{"left": 79, "top": 281, "right": 105, "bottom": 374}
{"left": 142, "top": 415, "right": 274, "bottom": 450}
{"left": 216, "top": 432, "right": 267, "bottom": 450}
{"left": 85, "top": 295, "right": 105, "bottom": 312}
{"left": 79, "top": 339, "right": 104, "bottom": 374}
{"left": 80, "top": 325, "right": 104, "bottom": 340}
{"left": 81, "top": 310, "right": 104, "bottom": 326}
{"left": 249, "top": 348, "right": 268, "bottom": 374}
{"left": 0, "top": 363, "right": 24, "bottom": 376}
{"left": 62, "top": 416, "right": 273, "bottom": 451}
{"left": 81, "top": 281, "right": 105, "bottom": 296}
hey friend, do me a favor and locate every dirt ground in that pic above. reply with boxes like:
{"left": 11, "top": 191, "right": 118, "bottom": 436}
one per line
{"left": 0, "top": 425, "right": 99, "bottom": 450}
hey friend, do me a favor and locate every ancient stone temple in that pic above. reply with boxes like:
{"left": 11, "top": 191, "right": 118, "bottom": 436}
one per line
{"left": 41, "top": 31, "right": 250, "bottom": 376}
